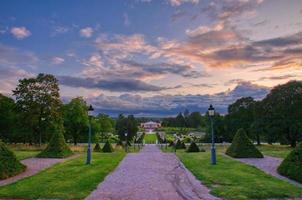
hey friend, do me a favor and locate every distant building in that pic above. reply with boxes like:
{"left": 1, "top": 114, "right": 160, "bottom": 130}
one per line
{"left": 140, "top": 121, "right": 161, "bottom": 131}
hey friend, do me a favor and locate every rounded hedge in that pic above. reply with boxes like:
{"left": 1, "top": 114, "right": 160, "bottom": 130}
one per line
{"left": 37, "top": 130, "right": 73, "bottom": 158}
{"left": 93, "top": 143, "right": 102, "bottom": 152}
{"left": 187, "top": 141, "right": 200, "bottom": 152}
{"left": 0, "top": 141, "right": 26, "bottom": 180}
{"left": 226, "top": 128, "right": 263, "bottom": 158}
{"left": 277, "top": 142, "right": 302, "bottom": 183}
{"left": 102, "top": 140, "right": 114, "bottom": 153}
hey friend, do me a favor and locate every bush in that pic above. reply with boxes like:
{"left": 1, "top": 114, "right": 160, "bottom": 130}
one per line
{"left": 102, "top": 140, "right": 114, "bottom": 153}
{"left": 168, "top": 140, "right": 174, "bottom": 147}
{"left": 182, "top": 136, "right": 192, "bottom": 143}
{"left": 277, "top": 142, "right": 302, "bottom": 183}
{"left": 94, "top": 143, "right": 101, "bottom": 152}
{"left": 0, "top": 141, "right": 26, "bottom": 180}
{"left": 226, "top": 128, "right": 263, "bottom": 158}
{"left": 37, "top": 130, "right": 73, "bottom": 158}
{"left": 187, "top": 141, "right": 200, "bottom": 152}
{"left": 175, "top": 139, "right": 186, "bottom": 149}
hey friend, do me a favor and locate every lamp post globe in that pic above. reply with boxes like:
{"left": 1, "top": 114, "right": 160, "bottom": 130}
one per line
{"left": 208, "top": 104, "right": 216, "bottom": 165}
{"left": 86, "top": 104, "right": 94, "bottom": 165}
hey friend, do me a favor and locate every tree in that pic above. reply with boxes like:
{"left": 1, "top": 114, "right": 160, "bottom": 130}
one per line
{"left": 224, "top": 97, "right": 255, "bottom": 141}
{"left": 187, "top": 112, "right": 203, "bottom": 128}
{"left": 115, "top": 114, "right": 138, "bottom": 143}
{"left": 262, "top": 81, "right": 302, "bottom": 147}
{"left": 98, "top": 114, "right": 114, "bottom": 142}
{"left": 175, "top": 112, "right": 186, "bottom": 127}
{"left": 13, "top": 74, "right": 63, "bottom": 145}
{"left": 0, "top": 94, "right": 16, "bottom": 142}
{"left": 205, "top": 112, "right": 225, "bottom": 142}
{"left": 62, "top": 97, "right": 89, "bottom": 145}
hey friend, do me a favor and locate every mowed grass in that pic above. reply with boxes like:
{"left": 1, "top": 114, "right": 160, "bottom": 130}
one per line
{"left": 0, "top": 152, "right": 125, "bottom": 200}
{"left": 144, "top": 134, "right": 157, "bottom": 143}
{"left": 177, "top": 151, "right": 302, "bottom": 200}
{"left": 256, "top": 144, "right": 292, "bottom": 158}
{"left": 14, "top": 150, "right": 40, "bottom": 160}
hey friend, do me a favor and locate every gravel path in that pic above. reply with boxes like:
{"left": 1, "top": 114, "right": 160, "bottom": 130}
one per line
{"left": 236, "top": 156, "right": 302, "bottom": 187}
{"left": 86, "top": 145, "right": 219, "bottom": 200}
{"left": 0, "top": 154, "right": 79, "bottom": 186}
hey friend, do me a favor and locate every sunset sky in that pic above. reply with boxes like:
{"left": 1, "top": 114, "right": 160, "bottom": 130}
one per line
{"left": 0, "top": 0, "right": 302, "bottom": 116}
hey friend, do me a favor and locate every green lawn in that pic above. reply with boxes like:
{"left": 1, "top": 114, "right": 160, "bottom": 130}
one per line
{"left": 256, "top": 144, "right": 292, "bottom": 158}
{"left": 0, "top": 152, "right": 125, "bottom": 200}
{"left": 144, "top": 134, "right": 157, "bottom": 144}
{"left": 14, "top": 151, "right": 40, "bottom": 160}
{"left": 177, "top": 151, "right": 302, "bottom": 200}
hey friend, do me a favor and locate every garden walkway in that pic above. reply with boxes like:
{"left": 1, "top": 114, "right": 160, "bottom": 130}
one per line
{"left": 0, "top": 154, "right": 79, "bottom": 186}
{"left": 236, "top": 156, "right": 302, "bottom": 187}
{"left": 86, "top": 144, "right": 219, "bottom": 200}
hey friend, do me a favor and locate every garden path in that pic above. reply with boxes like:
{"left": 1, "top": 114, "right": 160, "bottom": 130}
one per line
{"left": 236, "top": 156, "right": 302, "bottom": 187}
{"left": 86, "top": 144, "right": 219, "bottom": 200}
{"left": 0, "top": 154, "right": 79, "bottom": 186}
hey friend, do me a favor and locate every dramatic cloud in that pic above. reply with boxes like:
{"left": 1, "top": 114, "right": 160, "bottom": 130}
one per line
{"left": 85, "top": 81, "right": 269, "bottom": 116}
{"left": 10, "top": 26, "right": 31, "bottom": 39}
{"left": 58, "top": 76, "right": 165, "bottom": 92}
{"left": 81, "top": 33, "right": 205, "bottom": 83}
{"left": 79, "top": 27, "right": 94, "bottom": 38}
{"left": 159, "top": 26, "right": 302, "bottom": 69}
{"left": 204, "top": 0, "right": 264, "bottom": 22}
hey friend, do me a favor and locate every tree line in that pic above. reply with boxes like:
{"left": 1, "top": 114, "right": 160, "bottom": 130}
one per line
{"left": 157, "top": 81, "right": 302, "bottom": 147}
{"left": 0, "top": 73, "right": 137, "bottom": 145}
{"left": 1, "top": 73, "right": 301, "bottom": 147}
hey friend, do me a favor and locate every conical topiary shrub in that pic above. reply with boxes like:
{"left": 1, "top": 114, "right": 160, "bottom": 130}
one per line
{"left": 168, "top": 140, "right": 174, "bottom": 147}
{"left": 94, "top": 143, "right": 101, "bottom": 152}
{"left": 102, "top": 140, "right": 114, "bottom": 153}
{"left": 37, "top": 130, "right": 73, "bottom": 158}
{"left": 187, "top": 141, "right": 200, "bottom": 152}
{"left": 226, "top": 128, "right": 263, "bottom": 158}
{"left": 0, "top": 141, "right": 26, "bottom": 180}
{"left": 175, "top": 139, "right": 186, "bottom": 149}
{"left": 277, "top": 142, "right": 302, "bottom": 183}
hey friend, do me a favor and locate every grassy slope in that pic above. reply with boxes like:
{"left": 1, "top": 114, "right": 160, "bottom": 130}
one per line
{"left": 177, "top": 151, "right": 302, "bottom": 200}
{"left": 0, "top": 152, "right": 125, "bottom": 200}
{"left": 14, "top": 151, "right": 40, "bottom": 160}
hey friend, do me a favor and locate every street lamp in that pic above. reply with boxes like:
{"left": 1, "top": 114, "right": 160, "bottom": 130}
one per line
{"left": 86, "top": 104, "right": 94, "bottom": 165}
{"left": 124, "top": 132, "right": 128, "bottom": 153}
{"left": 208, "top": 104, "right": 216, "bottom": 165}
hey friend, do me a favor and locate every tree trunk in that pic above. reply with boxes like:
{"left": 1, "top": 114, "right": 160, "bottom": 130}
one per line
{"left": 73, "top": 136, "right": 77, "bottom": 145}
{"left": 290, "top": 140, "right": 296, "bottom": 148}
{"left": 256, "top": 133, "right": 261, "bottom": 145}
